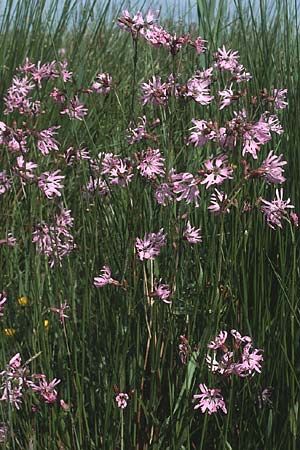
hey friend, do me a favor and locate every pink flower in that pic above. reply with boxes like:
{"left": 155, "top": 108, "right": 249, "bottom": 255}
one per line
{"left": 117, "top": 9, "right": 158, "bottom": 38}
{"left": 188, "top": 119, "right": 217, "bottom": 148}
{"left": 193, "top": 384, "right": 227, "bottom": 415}
{"left": 14, "top": 155, "right": 37, "bottom": 182}
{"left": 233, "top": 64, "right": 252, "bottom": 82}
{"left": 64, "top": 146, "right": 91, "bottom": 165}
{"left": 0, "top": 233, "right": 17, "bottom": 247}
{"left": 9, "top": 353, "right": 21, "bottom": 370}
{"left": 188, "top": 36, "right": 207, "bottom": 54}
{"left": 242, "top": 121, "right": 271, "bottom": 159}
{"left": 171, "top": 172, "right": 200, "bottom": 207}
{"left": 185, "top": 77, "right": 214, "bottom": 105}
{"left": 252, "top": 150, "right": 286, "bottom": 184}
{"left": 0, "top": 171, "right": 11, "bottom": 195}
{"left": 208, "top": 331, "right": 228, "bottom": 350}
{"left": 59, "top": 60, "right": 73, "bottom": 82}
{"left": 214, "top": 45, "right": 239, "bottom": 72}
{"left": 234, "top": 343, "right": 263, "bottom": 377}
{"left": 219, "top": 84, "right": 235, "bottom": 109}
{"left": 38, "top": 170, "right": 65, "bottom": 199}
{"left": 32, "top": 206, "right": 75, "bottom": 267}
{"left": 261, "top": 188, "right": 294, "bottom": 229}
{"left": 37, "top": 126, "right": 60, "bottom": 155}
{"left": 184, "top": 221, "right": 202, "bottom": 244}
{"left": 94, "top": 266, "right": 119, "bottom": 287}
{"left": 273, "top": 89, "right": 288, "bottom": 109}
{"left": 115, "top": 392, "right": 129, "bottom": 409}
{"left": 50, "top": 88, "right": 66, "bottom": 104}
{"left": 137, "top": 148, "right": 165, "bottom": 179}
{"left": 230, "top": 329, "right": 252, "bottom": 346}
{"left": 153, "top": 282, "right": 171, "bottom": 303}
{"left": 60, "top": 399, "right": 70, "bottom": 411}
{"left": 127, "top": 116, "right": 147, "bottom": 144}
{"left": 29, "top": 376, "right": 61, "bottom": 404}
{"left": 154, "top": 182, "right": 174, "bottom": 206}
{"left": 135, "top": 228, "right": 167, "bottom": 261}
{"left": 208, "top": 189, "right": 230, "bottom": 214}
{"left": 200, "top": 154, "right": 233, "bottom": 188}
{"left": 61, "top": 96, "right": 88, "bottom": 120}
{"left": 290, "top": 212, "right": 299, "bottom": 227}
{"left": 92, "top": 73, "right": 112, "bottom": 94}
{"left": 141, "top": 76, "right": 169, "bottom": 106}
{"left": 29, "top": 60, "right": 59, "bottom": 88}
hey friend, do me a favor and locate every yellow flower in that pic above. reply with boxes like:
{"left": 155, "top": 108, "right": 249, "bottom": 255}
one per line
{"left": 4, "top": 328, "right": 15, "bottom": 336}
{"left": 44, "top": 320, "right": 49, "bottom": 329}
{"left": 18, "top": 296, "right": 29, "bottom": 306}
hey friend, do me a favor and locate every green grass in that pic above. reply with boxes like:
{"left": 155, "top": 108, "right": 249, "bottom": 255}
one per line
{"left": 0, "top": 0, "right": 299, "bottom": 449}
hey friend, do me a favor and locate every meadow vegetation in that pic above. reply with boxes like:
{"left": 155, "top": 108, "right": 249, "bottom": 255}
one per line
{"left": 0, "top": 0, "right": 299, "bottom": 448}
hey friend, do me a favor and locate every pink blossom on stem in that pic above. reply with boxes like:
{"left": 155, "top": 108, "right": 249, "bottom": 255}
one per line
{"left": 193, "top": 384, "right": 227, "bottom": 415}
{"left": 117, "top": 9, "right": 158, "bottom": 38}
{"left": 272, "top": 89, "right": 288, "bottom": 109}
{"left": 188, "top": 36, "right": 207, "bottom": 54}
{"left": 59, "top": 60, "right": 73, "bottom": 82}
{"left": 261, "top": 188, "right": 294, "bottom": 229}
{"left": 60, "top": 96, "right": 88, "bottom": 120}
{"left": 137, "top": 148, "right": 165, "bottom": 179}
{"left": 115, "top": 392, "right": 129, "bottom": 409}
{"left": 0, "top": 171, "right": 12, "bottom": 195}
{"left": 184, "top": 221, "right": 202, "bottom": 244}
{"left": 50, "top": 88, "right": 66, "bottom": 104}
{"left": 36, "top": 126, "right": 60, "bottom": 155}
{"left": 234, "top": 343, "right": 263, "bottom": 377}
{"left": 32, "top": 206, "right": 75, "bottom": 267}
{"left": 208, "top": 189, "right": 230, "bottom": 215}
{"left": 155, "top": 182, "right": 174, "bottom": 206}
{"left": 153, "top": 282, "right": 172, "bottom": 304}
{"left": 242, "top": 121, "right": 271, "bottom": 159}
{"left": 141, "top": 76, "right": 169, "bottom": 106}
{"left": 188, "top": 119, "right": 217, "bottom": 148}
{"left": 127, "top": 116, "right": 147, "bottom": 144}
{"left": 29, "top": 376, "right": 61, "bottom": 404}
{"left": 290, "top": 212, "right": 299, "bottom": 227}
{"left": 214, "top": 45, "right": 239, "bottom": 72}
{"left": 252, "top": 150, "right": 286, "bottom": 184}
{"left": 171, "top": 172, "right": 200, "bottom": 207}
{"left": 0, "top": 233, "right": 16, "bottom": 247}
{"left": 92, "top": 73, "right": 112, "bottom": 94}
{"left": 208, "top": 331, "right": 228, "bottom": 350}
{"left": 94, "top": 265, "right": 119, "bottom": 287}
{"left": 135, "top": 228, "right": 167, "bottom": 261}
{"left": 38, "top": 170, "right": 65, "bottom": 199}
{"left": 14, "top": 155, "right": 37, "bottom": 182}
{"left": 64, "top": 146, "right": 91, "bottom": 165}
{"left": 219, "top": 84, "right": 235, "bottom": 109}
{"left": 185, "top": 77, "right": 214, "bottom": 105}
{"left": 200, "top": 154, "right": 233, "bottom": 188}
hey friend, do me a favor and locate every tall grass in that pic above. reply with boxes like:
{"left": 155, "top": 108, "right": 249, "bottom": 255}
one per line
{"left": 0, "top": 0, "right": 299, "bottom": 449}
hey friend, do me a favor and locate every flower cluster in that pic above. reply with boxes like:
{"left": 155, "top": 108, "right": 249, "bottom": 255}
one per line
{"left": 0, "top": 353, "right": 61, "bottom": 410}
{"left": 193, "top": 330, "right": 263, "bottom": 415}
{"left": 206, "top": 329, "right": 263, "bottom": 377}
{"left": 135, "top": 228, "right": 167, "bottom": 261}
{"left": 32, "top": 206, "right": 75, "bottom": 267}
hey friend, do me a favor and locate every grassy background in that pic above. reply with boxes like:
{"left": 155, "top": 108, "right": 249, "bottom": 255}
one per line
{"left": 0, "top": 0, "right": 299, "bottom": 449}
